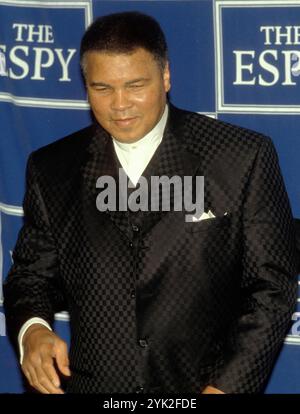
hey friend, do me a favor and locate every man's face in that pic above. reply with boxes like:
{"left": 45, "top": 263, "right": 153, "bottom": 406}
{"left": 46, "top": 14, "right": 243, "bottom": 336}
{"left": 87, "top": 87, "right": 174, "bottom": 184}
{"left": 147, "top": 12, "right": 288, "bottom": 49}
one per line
{"left": 84, "top": 48, "right": 171, "bottom": 143}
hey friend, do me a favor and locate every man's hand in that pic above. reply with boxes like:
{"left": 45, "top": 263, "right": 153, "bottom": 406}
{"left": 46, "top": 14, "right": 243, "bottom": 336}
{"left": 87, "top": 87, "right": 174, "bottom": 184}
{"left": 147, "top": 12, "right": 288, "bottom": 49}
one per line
{"left": 21, "top": 324, "right": 71, "bottom": 394}
{"left": 202, "top": 385, "right": 225, "bottom": 394}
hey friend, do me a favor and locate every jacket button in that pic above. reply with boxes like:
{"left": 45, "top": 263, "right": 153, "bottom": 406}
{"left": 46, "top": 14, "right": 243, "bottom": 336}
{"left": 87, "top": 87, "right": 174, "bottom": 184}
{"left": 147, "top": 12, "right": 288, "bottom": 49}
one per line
{"left": 131, "top": 290, "right": 136, "bottom": 298}
{"left": 132, "top": 224, "right": 139, "bottom": 232}
{"left": 129, "top": 242, "right": 133, "bottom": 248}
{"left": 138, "top": 339, "right": 148, "bottom": 348}
{"left": 135, "top": 386, "right": 144, "bottom": 393}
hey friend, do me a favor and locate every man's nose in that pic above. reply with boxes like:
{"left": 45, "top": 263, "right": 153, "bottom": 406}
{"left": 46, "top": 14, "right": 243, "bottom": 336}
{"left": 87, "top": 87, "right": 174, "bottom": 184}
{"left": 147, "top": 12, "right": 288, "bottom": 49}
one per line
{"left": 111, "top": 89, "right": 132, "bottom": 111}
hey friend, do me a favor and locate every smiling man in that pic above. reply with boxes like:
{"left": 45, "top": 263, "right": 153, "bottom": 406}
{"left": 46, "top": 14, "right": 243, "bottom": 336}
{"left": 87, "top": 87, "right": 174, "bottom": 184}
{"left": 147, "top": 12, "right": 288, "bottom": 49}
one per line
{"left": 85, "top": 48, "right": 170, "bottom": 143}
{"left": 4, "top": 11, "right": 298, "bottom": 395}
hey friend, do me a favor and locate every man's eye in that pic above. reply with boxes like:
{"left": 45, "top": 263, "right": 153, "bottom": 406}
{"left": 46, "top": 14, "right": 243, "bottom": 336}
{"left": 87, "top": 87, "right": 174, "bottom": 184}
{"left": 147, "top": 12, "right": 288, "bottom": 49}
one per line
{"left": 92, "top": 86, "right": 111, "bottom": 93}
{"left": 129, "top": 84, "right": 143, "bottom": 89}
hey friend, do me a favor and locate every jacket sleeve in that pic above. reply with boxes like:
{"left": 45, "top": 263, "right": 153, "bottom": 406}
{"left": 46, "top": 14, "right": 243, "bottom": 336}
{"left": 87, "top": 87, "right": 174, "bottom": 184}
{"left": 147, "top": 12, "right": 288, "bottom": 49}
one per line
{"left": 3, "top": 153, "right": 66, "bottom": 355}
{"left": 212, "top": 136, "right": 298, "bottom": 393}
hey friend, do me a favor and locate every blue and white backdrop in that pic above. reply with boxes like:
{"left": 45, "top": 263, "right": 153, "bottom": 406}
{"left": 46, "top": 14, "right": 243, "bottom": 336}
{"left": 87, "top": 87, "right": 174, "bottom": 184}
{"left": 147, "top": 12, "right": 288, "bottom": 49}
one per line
{"left": 1, "top": 0, "right": 300, "bottom": 393}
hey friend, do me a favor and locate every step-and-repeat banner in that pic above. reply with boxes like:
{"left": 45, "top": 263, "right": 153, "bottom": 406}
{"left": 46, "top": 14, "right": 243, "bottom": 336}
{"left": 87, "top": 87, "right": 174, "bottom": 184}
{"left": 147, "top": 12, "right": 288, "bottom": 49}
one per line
{"left": 1, "top": 0, "right": 300, "bottom": 393}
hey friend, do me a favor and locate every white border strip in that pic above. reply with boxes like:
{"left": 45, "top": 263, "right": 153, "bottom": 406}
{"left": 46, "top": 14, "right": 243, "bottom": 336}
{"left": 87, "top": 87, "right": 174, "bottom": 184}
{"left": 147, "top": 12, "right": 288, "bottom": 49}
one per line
{"left": 54, "top": 311, "right": 69, "bottom": 322}
{"left": 0, "top": 0, "right": 93, "bottom": 26}
{"left": 215, "top": 0, "right": 300, "bottom": 5}
{"left": 214, "top": 0, "right": 300, "bottom": 114}
{"left": 285, "top": 335, "right": 300, "bottom": 345}
{"left": 0, "top": 93, "right": 90, "bottom": 110}
{"left": 197, "top": 112, "right": 218, "bottom": 119}
{"left": 0, "top": 202, "right": 23, "bottom": 216}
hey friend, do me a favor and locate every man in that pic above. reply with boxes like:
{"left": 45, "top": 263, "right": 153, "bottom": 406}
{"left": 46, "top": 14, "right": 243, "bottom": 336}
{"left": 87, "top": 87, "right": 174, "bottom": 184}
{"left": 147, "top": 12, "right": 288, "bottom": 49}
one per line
{"left": 4, "top": 11, "right": 298, "bottom": 394}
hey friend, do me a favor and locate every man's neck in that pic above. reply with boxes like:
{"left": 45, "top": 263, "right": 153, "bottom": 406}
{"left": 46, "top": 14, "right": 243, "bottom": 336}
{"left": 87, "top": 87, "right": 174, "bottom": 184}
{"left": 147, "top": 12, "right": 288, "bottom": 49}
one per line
{"left": 112, "top": 104, "right": 169, "bottom": 149}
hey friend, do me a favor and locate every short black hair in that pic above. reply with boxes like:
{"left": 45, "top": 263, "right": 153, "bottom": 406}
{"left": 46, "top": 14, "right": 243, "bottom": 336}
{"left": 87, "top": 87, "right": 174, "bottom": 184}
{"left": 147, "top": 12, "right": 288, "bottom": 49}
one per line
{"left": 80, "top": 11, "right": 168, "bottom": 75}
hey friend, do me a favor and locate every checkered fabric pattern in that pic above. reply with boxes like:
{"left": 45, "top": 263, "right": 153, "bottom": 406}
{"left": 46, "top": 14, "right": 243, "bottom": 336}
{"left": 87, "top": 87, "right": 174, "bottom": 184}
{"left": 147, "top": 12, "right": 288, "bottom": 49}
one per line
{"left": 3, "top": 104, "right": 298, "bottom": 393}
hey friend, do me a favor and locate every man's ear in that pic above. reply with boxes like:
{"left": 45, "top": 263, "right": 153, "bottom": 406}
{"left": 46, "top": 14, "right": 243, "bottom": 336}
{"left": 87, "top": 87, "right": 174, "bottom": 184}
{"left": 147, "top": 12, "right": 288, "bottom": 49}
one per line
{"left": 163, "top": 61, "right": 171, "bottom": 93}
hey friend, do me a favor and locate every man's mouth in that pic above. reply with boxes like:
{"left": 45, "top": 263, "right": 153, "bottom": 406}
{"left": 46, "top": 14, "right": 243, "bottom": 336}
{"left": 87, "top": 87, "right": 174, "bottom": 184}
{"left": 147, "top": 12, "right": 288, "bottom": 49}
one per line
{"left": 112, "top": 117, "right": 138, "bottom": 127}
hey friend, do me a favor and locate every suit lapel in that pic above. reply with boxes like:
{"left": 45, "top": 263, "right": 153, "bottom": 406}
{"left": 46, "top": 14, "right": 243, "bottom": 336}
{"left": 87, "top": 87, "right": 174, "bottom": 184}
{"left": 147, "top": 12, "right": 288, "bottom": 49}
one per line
{"left": 81, "top": 124, "right": 131, "bottom": 241}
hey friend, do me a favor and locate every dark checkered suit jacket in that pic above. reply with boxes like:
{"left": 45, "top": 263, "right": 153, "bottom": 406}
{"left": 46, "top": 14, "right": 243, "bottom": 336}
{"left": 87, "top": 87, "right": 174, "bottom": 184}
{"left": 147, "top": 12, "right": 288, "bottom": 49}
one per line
{"left": 4, "top": 104, "right": 298, "bottom": 393}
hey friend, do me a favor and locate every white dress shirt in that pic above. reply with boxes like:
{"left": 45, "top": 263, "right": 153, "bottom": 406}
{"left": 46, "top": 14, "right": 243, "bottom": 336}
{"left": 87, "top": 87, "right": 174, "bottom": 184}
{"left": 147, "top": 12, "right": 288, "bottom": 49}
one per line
{"left": 18, "top": 104, "right": 169, "bottom": 364}
{"left": 112, "top": 104, "right": 168, "bottom": 186}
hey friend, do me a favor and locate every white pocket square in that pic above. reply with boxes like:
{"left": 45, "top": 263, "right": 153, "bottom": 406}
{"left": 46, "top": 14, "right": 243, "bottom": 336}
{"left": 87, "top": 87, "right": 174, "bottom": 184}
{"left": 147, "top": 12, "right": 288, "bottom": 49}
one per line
{"left": 191, "top": 210, "right": 227, "bottom": 222}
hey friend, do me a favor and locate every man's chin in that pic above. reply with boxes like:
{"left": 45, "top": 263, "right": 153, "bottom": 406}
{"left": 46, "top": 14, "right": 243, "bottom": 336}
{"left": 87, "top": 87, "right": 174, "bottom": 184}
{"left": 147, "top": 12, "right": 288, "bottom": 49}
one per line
{"left": 111, "top": 129, "right": 146, "bottom": 143}
{"left": 113, "top": 135, "right": 143, "bottom": 143}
